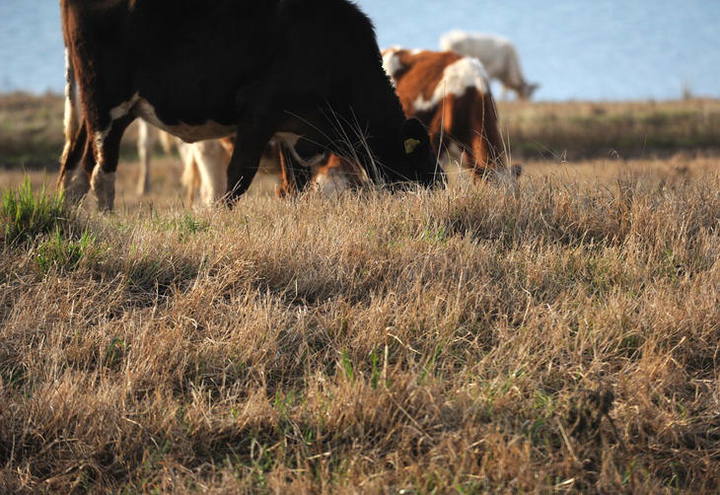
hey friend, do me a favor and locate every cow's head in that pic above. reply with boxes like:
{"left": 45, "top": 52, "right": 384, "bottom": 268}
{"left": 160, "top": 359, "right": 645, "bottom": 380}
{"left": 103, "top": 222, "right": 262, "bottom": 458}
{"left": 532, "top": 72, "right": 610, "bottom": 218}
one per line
{"left": 312, "top": 154, "right": 365, "bottom": 195}
{"left": 381, "top": 117, "right": 444, "bottom": 189}
{"left": 519, "top": 82, "right": 540, "bottom": 100}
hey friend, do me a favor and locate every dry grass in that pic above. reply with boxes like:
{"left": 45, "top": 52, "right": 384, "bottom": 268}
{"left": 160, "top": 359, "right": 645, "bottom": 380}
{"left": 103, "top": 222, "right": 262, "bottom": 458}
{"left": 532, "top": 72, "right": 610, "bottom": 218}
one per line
{"left": 1, "top": 155, "right": 719, "bottom": 493}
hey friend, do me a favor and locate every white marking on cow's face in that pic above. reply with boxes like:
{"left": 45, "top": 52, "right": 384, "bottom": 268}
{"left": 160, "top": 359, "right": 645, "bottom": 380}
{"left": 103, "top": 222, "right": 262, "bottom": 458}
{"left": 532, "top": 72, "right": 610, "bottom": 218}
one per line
{"left": 412, "top": 57, "right": 489, "bottom": 112}
{"left": 134, "top": 98, "right": 236, "bottom": 143}
{"left": 313, "top": 168, "right": 351, "bottom": 196}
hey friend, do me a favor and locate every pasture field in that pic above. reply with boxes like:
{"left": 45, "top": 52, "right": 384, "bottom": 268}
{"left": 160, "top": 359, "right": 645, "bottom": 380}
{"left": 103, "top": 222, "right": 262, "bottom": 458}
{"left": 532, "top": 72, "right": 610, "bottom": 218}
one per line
{"left": 1, "top": 94, "right": 720, "bottom": 493}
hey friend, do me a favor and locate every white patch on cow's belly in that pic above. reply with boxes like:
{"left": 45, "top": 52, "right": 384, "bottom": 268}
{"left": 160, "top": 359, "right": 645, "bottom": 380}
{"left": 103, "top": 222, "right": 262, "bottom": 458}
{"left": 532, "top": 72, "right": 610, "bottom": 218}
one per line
{"left": 413, "top": 57, "right": 489, "bottom": 112}
{"left": 134, "top": 97, "right": 236, "bottom": 143}
{"left": 110, "top": 92, "right": 141, "bottom": 120}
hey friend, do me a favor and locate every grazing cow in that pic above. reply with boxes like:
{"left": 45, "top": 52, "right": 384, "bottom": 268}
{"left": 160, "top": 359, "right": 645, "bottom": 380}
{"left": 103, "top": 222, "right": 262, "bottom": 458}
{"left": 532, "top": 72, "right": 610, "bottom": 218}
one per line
{"left": 59, "top": 0, "right": 441, "bottom": 211}
{"left": 382, "top": 48, "right": 517, "bottom": 182}
{"left": 180, "top": 137, "right": 364, "bottom": 206}
{"left": 439, "top": 31, "right": 538, "bottom": 100}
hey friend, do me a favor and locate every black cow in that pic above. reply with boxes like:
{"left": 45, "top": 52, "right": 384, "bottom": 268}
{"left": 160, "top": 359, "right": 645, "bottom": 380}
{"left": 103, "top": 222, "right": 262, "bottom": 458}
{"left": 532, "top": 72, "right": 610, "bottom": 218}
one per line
{"left": 59, "top": 0, "right": 443, "bottom": 210}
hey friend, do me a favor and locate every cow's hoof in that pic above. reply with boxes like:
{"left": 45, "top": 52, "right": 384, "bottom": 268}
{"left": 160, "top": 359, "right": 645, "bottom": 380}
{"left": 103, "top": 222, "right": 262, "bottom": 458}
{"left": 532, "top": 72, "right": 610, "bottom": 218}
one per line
{"left": 91, "top": 167, "right": 116, "bottom": 212}
{"left": 60, "top": 168, "right": 90, "bottom": 205}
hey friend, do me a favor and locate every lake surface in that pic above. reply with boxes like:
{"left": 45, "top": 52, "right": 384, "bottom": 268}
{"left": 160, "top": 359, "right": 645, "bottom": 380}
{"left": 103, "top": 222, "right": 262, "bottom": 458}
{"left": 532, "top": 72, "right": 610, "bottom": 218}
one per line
{"left": 1, "top": 0, "right": 718, "bottom": 101}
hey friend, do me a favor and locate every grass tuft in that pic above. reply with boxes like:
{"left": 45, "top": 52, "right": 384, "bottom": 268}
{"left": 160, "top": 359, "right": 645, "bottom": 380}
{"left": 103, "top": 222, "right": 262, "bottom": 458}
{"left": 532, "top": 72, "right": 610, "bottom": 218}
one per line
{"left": 35, "top": 229, "right": 98, "bottom": 273}
{"left": 1, "top": 178, "right": 68, "bottom": 246}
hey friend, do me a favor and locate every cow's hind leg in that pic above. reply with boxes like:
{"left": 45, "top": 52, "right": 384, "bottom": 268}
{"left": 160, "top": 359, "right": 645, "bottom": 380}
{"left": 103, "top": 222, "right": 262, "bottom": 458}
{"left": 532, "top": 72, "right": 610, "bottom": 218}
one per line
{"left": 136, "top": 120, "right": 155, "bottom": 196}
{"left": 178, "top": 142, "right": 200, "bottom": 206}
{"left": 194, "top": 140, "right": 230, "bottom": 207}
{"left": 89, "top": 116, "right": 134, "bottom": 211}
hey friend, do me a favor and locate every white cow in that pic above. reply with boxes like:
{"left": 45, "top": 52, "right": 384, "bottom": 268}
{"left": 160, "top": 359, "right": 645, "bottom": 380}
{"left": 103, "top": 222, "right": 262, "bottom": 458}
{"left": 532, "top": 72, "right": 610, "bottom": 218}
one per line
{"left": 135, "top": 120, "right": 174, "bottom": 195}
{"left": 439, "top": 30, "right": 538, "bottom": 100}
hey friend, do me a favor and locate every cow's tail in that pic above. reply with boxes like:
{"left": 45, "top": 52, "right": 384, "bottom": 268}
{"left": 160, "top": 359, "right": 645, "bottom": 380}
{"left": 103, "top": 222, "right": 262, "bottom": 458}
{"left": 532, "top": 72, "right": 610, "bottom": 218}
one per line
{"left": 60, "top": 48, "right": 80, "bottom": 167}
{"left": 58, "top": 44, "right": 90, "bottom": 197}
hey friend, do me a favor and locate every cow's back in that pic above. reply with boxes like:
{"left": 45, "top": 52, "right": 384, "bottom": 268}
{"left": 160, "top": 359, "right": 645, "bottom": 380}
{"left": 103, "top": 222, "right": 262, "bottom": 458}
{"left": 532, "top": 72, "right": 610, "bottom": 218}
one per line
{"left": 440, "top": 31, "right": 512, "bottom": 79}
{"left": 64, "top": 0, "right": 392, "bottom": 129}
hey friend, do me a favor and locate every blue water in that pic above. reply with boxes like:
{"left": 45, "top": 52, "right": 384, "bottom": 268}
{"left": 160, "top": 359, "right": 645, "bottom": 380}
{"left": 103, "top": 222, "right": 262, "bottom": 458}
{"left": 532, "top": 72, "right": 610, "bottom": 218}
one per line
{"left": 1, "top": 0, "right": 718, "bottom": 100}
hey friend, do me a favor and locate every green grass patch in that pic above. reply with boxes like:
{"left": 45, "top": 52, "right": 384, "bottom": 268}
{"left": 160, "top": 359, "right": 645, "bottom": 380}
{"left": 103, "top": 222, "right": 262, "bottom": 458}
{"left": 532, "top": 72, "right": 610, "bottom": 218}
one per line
{"left": 35, "top": 229, "right": 99, "bottom": 273}
{"left": 153, "top": 212, "right": 211, "bottom": 242}
{"left": 1, "top": 178, "right": 68, "bottom": 246}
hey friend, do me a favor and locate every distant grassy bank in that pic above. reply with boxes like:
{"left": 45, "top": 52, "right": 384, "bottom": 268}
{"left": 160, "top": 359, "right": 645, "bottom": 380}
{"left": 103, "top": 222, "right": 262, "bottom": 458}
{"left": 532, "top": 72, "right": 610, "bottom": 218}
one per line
{"left": 497, "top": 99, "right": 720, "bottom": 161}
{"left": 0, "top": 93, "right": 141, "bottom": 169}
{"left": 1, "top": 92, "right": 719, "bottom": 169}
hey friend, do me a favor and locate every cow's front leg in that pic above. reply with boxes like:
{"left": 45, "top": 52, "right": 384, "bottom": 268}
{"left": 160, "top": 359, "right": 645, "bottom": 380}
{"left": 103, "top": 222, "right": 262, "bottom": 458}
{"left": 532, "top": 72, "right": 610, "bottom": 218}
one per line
{"left": 89, "top": 115, "right": 134, "bottom": 211}
{"left": 225, "top": 127, "right": 275, "bottom": 206}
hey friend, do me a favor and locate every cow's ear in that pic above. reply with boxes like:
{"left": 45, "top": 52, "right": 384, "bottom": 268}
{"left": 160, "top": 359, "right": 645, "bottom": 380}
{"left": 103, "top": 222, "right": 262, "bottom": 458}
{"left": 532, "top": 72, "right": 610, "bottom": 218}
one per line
{"left": 400, "top": 118, "right": 430, "bottom": 155}
{"left": 404, "top": 138, "right": 421, "bottom": 154}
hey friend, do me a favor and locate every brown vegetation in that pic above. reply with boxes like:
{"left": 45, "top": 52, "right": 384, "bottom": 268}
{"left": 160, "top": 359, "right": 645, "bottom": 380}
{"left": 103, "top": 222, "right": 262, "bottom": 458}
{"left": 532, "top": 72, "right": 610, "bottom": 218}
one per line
{"left": 1, "top": 154, "right": 719, "bottom": 492}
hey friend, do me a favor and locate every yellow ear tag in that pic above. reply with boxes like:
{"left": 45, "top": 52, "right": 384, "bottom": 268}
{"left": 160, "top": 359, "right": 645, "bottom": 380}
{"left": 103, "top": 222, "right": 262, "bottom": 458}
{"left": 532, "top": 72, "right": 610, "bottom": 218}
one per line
{"left": 404, "top": 138, "right": 421, "bottom": 154}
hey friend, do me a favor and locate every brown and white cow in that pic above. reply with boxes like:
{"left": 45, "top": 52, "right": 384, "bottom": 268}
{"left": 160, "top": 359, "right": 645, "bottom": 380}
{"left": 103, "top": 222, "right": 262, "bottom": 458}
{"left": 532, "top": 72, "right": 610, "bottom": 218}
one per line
{"left": 382, "top": 48, "right": 518, "bottom": 182}
{"left": 59, "top": 0, "right": 442, "bottom": 211}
